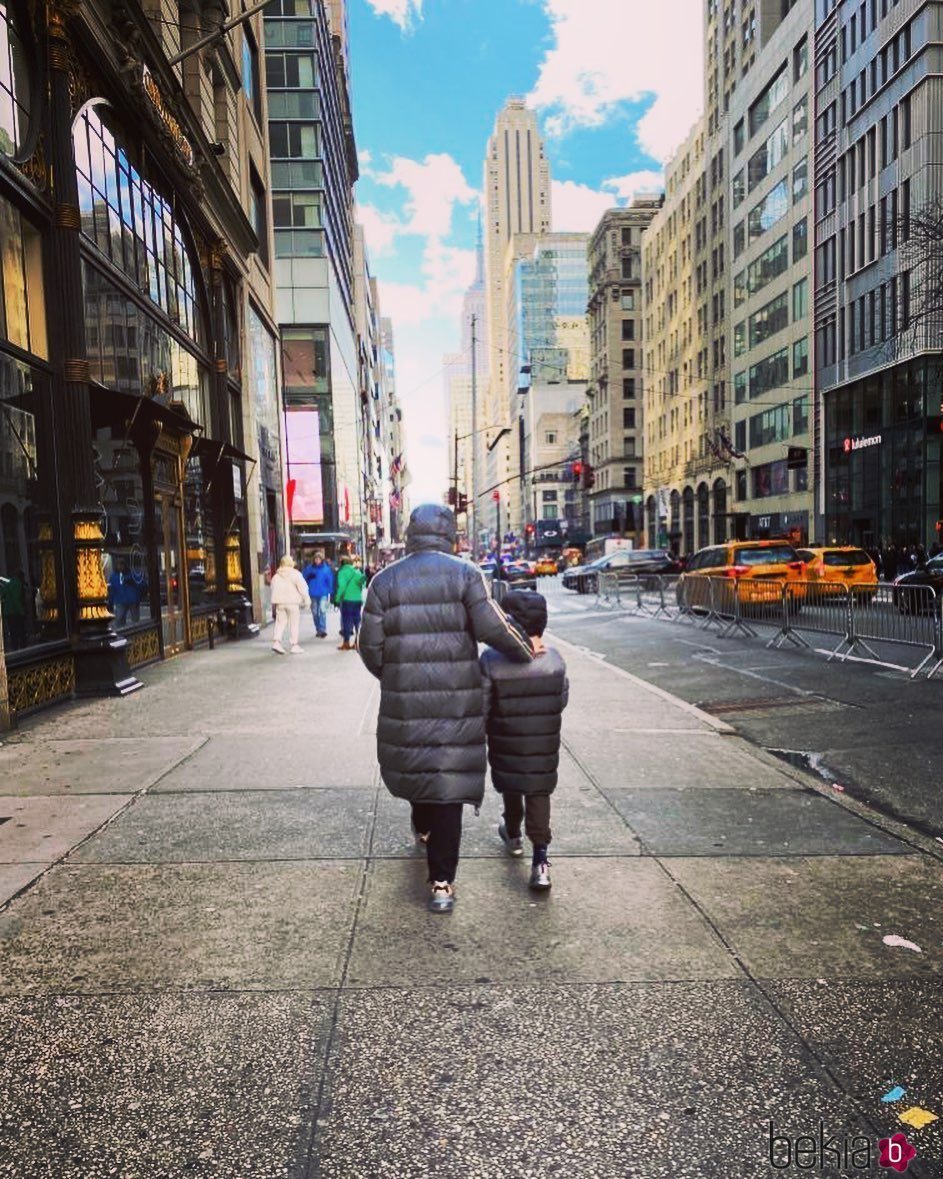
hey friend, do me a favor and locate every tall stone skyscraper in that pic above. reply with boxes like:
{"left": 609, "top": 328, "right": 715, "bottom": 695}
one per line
{"left": 481, "top": 100, "right": 551, "bottom": 540}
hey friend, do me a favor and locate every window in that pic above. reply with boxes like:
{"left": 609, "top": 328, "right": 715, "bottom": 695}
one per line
{"left": 792, "top": 96, "right": 807, "bottom": 142}
{"left": 792, "top": 277, "right": 808, "bottom": 320}
{"left": 265, "top": 52, "right": 317, "bottom": 88}
{"left": 621, "top": 290, "right": 635, "bottom": 310}
{"left": 623, "top": 408, "right": 636, "bottom": 428}
{"left": 621, "top": 319, "right": 635, "bottom": 340}
{"left": 749, "top": 347, "right": 789, "bottom": 398}
{"left": 734, "top": 320, "right": 746, "bottom": 356}
{"left": 737, "top": 234, "right": 789, "bottom": 306}
{"left": 621, "top": 227, "right": 632, "bottom": 246}
{"left": 794, "top": 35, "right": 808, "bottom": 81}
{"left": 622, "top": 378, "right": 636, "bottom": 398}
{"left": 793, "top": 395, "right": 809, "bottom": 434}
{"left": 793, "top": 336, "right": 809, "bottom": 377}
{"left": 249, "top": 167, "right": 268, "bottom": 265}
{"left": 749, "top": 66, "right": 789, "bottom": 136}
{"left": 749, "top": 291, "right": 789, "bottom": 348}
{"left": 749, "top": 403, "right": 790, "bottom": 448}
{"left": 734, "top": 371, "right": 747, "bottom": 404}
{"left": 0, "top": 1, "right": 32, "bottom": 158}
{"left": 733, "top": 169, "right": 745, "bottom": 207}
{"left": 792, "top": 157, "right": 808, "bottom": 202}
{"left": 748, "top": 119, "right": 789, "bottom": 192}
{"left": 734, "top": 222, "right": 745, "bottom": 257}
{"left": 900, "top": 95, "right": 911, "bottom": 151}
{"left": 545, "top": 432, "right": 557, "bottom": 444}
{"left": 736, "top": 421, "right": 747, "bottom": 453}
{"left": 622, "top": 348, "right": 635, "bottom": 369}
{"left": 621, "top": 256, "right": 633, "bottom": 279}
{"left": 267, "top": 91, "right": 319, "bottom": 119}
{"left": 0, "top": 194, "right": 45, "bottom": 356}
{"left": 263, "top": 20, "right": 315, "bottom": 47}
{"left": 748, "top": 179, "right": 789, "bottom": 243}
{"left": 751, "top": 459, "right": 790, "bottom": 498}
{"left": 269, "top": 122, "right": 320, "bottom": 157}
{"left": 242, "top": 26, "right": 262, "bottom": 123}
{"left": 792, "top": 218, "right": 808, "bottom": 260}
{"left": 734, "top": 118, "right": 745, "bottom": 155}
{"left": 272, "top": 192, "right": 322, "bottom": 228}
{"left": 271, "top": 160, "right": 323, "bottom": 189}
{"left": 623, "top": 467, "right": 637, "bottom": 489}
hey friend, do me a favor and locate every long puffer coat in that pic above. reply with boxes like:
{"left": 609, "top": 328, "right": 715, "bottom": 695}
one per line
{"left": 358, "top": 504, "right": 533, "bottom": 805}
{"left": 480, "top": 646, "right": 569, "bottom": 794}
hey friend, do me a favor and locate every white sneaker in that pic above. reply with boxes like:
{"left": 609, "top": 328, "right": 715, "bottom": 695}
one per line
{"left": 290, "top": 645, "right": 304, "bottom": 654}
{"left": 271, "top": 641, "right": 286, "bottom": 654}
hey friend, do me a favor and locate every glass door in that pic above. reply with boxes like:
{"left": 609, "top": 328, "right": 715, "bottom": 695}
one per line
{"left": 154, "top": 490, "right": 188, "bottom": 654}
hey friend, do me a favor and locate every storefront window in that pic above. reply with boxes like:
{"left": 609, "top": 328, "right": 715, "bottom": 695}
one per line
{"left": 0, "top": 2, "right": 30, "bottom": 158}
{"left": 248, "top": 304, "right": 283, "bottom": 604}
{"left": 0, "top": 353, "right": 63, "bottom": 649}
{"left": 183, "top": 453, "right": 214, "bottom": 607}
{"left": 0, "top": 193, "right": 45, "bottom": 357}
{"left": 74, "top": 104, "right": 205, "bottom": 347}
{"left": 96, "top": 424, "right": 151, "bottom": 629}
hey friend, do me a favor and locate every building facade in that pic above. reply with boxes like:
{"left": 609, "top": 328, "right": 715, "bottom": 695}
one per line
{"left": 481, "top": 100, "right": 551, "bottom": 533}
{"left": 380, "top": 317, "right": 408, "bottom": 547}
{"left": 586, "top": 200, "right": 662, "bottom": 542}
{"left": 264, "top": 0, "right": 364, "bottom": 554}
{"left": 814, "top": 0, "right": 941, "bottom": 548}
{"left": 728, "top": 0, "right": 814, "bottom": 544}
{"left": 1, "top": 0, "right": 281, "bottom": 720}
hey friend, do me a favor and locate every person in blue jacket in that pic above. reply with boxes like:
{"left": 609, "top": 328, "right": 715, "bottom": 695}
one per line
{"left": 107, "top": 558, "right": 143, "bottom": 627}
{"left": 301, "top": 551, "right": 334, "bottom": 638}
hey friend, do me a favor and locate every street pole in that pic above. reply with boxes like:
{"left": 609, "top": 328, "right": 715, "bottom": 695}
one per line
{"left": 452, "top": 427, "right": 459, "bottom": 532}
{"left": 470, "top": 313, "right": 478, "bottom": 559}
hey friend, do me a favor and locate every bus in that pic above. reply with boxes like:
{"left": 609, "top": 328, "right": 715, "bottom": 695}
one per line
{"left": 583, "top": 536, "right": 634, "bottom": 565}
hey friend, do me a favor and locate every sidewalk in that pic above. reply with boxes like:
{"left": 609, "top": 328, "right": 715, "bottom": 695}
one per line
{"left": 1, "top": 618, "right": 942, "bottom": 1177}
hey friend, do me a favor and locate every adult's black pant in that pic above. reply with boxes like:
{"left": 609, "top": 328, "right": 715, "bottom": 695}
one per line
{"left": 502, "top": 792, "right": 552, "bottom": 847}
{"left": 411, "top": 801, "right": 463, "bottom": 883}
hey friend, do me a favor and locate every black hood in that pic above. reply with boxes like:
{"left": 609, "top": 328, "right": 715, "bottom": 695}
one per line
{"left": 405, "top": 504, "right": 457, "bottom": 554}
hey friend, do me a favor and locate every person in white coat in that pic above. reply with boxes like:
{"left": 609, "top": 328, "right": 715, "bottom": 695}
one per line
{"left": 270, "top": 555, "right": 310, "bottom": 654}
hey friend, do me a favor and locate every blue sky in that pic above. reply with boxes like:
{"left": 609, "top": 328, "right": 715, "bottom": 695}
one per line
{"left": 348, "top": 0, "right": 703, "bottom": 500}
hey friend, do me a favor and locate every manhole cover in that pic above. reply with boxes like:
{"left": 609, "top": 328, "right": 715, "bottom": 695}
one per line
{"left": 698, "top": 696, "right": 803, "bottom": 714}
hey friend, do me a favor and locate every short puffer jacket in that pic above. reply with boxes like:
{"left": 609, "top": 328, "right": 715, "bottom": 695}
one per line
{"left": 358, "top": 505, "right": 533, "bottom": 805}
{"left": 480, "top": 646, "right": 568, "bottom": 795}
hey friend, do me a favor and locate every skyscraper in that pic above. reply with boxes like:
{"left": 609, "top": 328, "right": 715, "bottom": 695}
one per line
{"left": 482, "top": 100, "right": 551, "bottom": 540}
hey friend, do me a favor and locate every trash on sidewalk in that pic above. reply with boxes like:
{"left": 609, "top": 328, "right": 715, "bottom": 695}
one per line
{"left": 881, "top": 1086, "right": 907, "bottom": 1103}
{"left": 898, "top": 1107, "right": 939, "bottom": 1130}
{"left": 881, "top": 934, "right": 923, "bottom": 952}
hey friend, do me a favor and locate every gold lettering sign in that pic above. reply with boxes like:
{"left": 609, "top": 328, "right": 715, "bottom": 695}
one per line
{"left": 142, "top": 68, "right": 195, "bottom": 167}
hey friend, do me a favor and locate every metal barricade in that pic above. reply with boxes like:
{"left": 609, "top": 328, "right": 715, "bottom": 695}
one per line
{"left": 850, "top": 582, "right": 943, "bottom": 677}
{"left": 767, "top": 580, "right": 853, "bottom": 658}
{"left": 596, "top": 571, "right": 621, "bottom": 607}
{"left": 707, "top": 575, "right": 760, "bottom": 638}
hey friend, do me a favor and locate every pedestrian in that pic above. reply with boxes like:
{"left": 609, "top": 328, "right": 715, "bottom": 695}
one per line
{"left": 334, "top": 554, "right": 366, "bottom": 651}
{"left": 301, "top": 550, "right": 334, "bottom": 638}
{"left": 358, "top": 503, "right": 534, "bottom": 912}
{"left": 107, "top": 558, "right": 142, "bottom": 627}
{"left": 0, "top": 568, "right": 28, "bottom": 650}
{"left": 270, "top": 554, "right": 309, "bottom": 654}
{"left": 480, "top": 591, "right": 568, "bottom": 891}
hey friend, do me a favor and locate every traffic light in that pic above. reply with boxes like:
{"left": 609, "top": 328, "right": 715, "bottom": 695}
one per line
{"left": 571, "top": 460, "right": 583, "bottom": 484}
{"left": 582, "top": 463, "right": 595, "bottom": 490}
{"left": 457, "top": 493, "right": 468, "bottom": 514}
{"left": 447, "top": 486, "right": 457, "bottom": 505}
{"left": 525, "top": 523, "right": 535, "bottom": 536}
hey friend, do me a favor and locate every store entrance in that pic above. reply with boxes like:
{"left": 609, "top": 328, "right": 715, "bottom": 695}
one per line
{"left": 153, "top": 450, "right": 190, "bottom": 656}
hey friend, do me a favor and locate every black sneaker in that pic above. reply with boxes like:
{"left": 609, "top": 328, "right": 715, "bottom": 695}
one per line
{"left": 498, "top": 822, "right": 524, "bottom": 857}
{"left": 428, "top": 881, "right": 455, "bottom": 913}
{"left": 529, "top": 861, "right": 551, "bottom": 891}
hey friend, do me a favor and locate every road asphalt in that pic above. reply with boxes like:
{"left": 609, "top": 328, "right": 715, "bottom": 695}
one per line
{"left": 1, "top": 594, "right": 942, "bottom": 1178}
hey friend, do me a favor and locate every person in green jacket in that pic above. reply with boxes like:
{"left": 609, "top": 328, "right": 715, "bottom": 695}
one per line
{"left": 334, "top": 554, "right": 366, "bottom": 650}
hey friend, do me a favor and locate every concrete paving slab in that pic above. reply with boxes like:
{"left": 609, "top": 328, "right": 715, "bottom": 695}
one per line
{"left": 346, "top": 859, "right": 740, "bottom": 987}
{"left": 0, "top": 991, "right": 331, "bottom": 1179}
{"left": 0, "top": 794, "right": 133, "bottom": 863}
{"left": 0, "top": 864, "right": 45, "bottom": 908}
{"left": 313, "top": 982, "right": 870, "bottom": 1179}
{"left": 0, "top": 737, "right": 204, "bottom": 796}
{"left": 566, "top": 730, "right": 796, "bottom": 790}
{"left": 669, "top": 855, "right": 943, "bottom": 979}
{"left": 72, "top": 788, "right": 376, "bottom": 862}
{"left": 606, "top": 787, "right": 911, "bottom": 856}
{"left": 152, "top": 735, "right": 379, "bottom": 791}
{"left": 766, "top": 979, "right": 943, "bottom": 1173}
{"left": 371, "top": 759, "right": 641, "bottom": 859}
{"left": 0, "top": 862, "right": 360, "bottom": 994}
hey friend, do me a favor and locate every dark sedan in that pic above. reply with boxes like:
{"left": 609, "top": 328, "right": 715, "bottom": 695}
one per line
{"left": 892, "top": 555, "right": 943, "bottom": 613}
{"left": 564, "top": 549, "right": 683, "bottom": 595}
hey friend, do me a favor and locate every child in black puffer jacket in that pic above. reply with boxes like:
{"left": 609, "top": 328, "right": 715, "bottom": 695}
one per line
{"left": 480, "top": 591, "right": 569, "bottom": 891}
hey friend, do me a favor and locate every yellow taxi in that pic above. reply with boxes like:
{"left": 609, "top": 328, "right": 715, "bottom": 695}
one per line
{"left": 679, "top": 539, "right": 808, "bottom": 610}
{"left": 795, "top": 546, "right": 878, "bottom": 601}
{"left": 535, "top": 557, "right": 559, "bottom": 576}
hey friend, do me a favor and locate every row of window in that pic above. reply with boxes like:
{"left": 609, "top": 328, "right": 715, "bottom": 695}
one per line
{"left": 734, "top": 221, "right": 807, "bottom": 308}
{"left": 840, "top": 18, "right": 913, "bottom": 121}
{"left": 734, "top": 395, "right": 809, "bottom": 452}
{"left": 732, "top": 35, "right": 808, "bottom": 158}
{"left": 733, "top": 279, "right": 807, "bottom": 358}
{"left": 734, "top": 335, "right": 809, "bottom": 403}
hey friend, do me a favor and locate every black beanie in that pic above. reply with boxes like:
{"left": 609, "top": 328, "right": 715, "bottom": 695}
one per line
{"left": 502, "top": 590, "right": 547, "bottom": 637}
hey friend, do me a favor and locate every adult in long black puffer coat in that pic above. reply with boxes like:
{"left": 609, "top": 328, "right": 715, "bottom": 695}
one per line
{"left": 358, "top": 504, "right": 533, "bottom": 911}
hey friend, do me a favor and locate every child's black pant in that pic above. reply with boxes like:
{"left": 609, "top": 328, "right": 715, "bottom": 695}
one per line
{"left": 502, "top": 792, "right": 552, "bottom": 847}
{"left": 411, "top": 802, "right": 463, "bottom": 883}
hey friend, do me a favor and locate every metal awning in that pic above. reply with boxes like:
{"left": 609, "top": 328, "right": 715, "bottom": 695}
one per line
{"left": 88, "top": 382, "right": 203, "bottom": 438}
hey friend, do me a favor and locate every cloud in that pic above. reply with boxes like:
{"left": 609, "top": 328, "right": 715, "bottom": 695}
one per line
{"left": 362, "top": 0, "right": 423, "bottom": 31}
{"left": 357, "top": 203, "right": 403, "bottom": 257}
{"left": 375, "top": 153, "right": 478, "bottom": 239}
{"left": 528, "top": 0, "right": 703, "bottom": 163}
{"left": 550, "top": 179, "right": 613, "bottom": 233}
{"left": 602, "top": 169, "right": 666, "bottom": 202}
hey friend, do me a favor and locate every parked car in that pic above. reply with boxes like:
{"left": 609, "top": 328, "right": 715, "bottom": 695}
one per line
{"left": 502, "top": 561, "right": 538, "bottom": 591}
{"left": 794, "top": 546, "right": 878, "bottom": 601}
{"left": 563, "top": 549, "right": 682, "bottom": 595}
{"left": 535, "top": 556, "right": 559, "bottom": 577}
{"left": 678, "top": 540, "right": 806, "bottom": 611}
{"left": 892, "top": 555, "right": 943, "bottom": 613}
